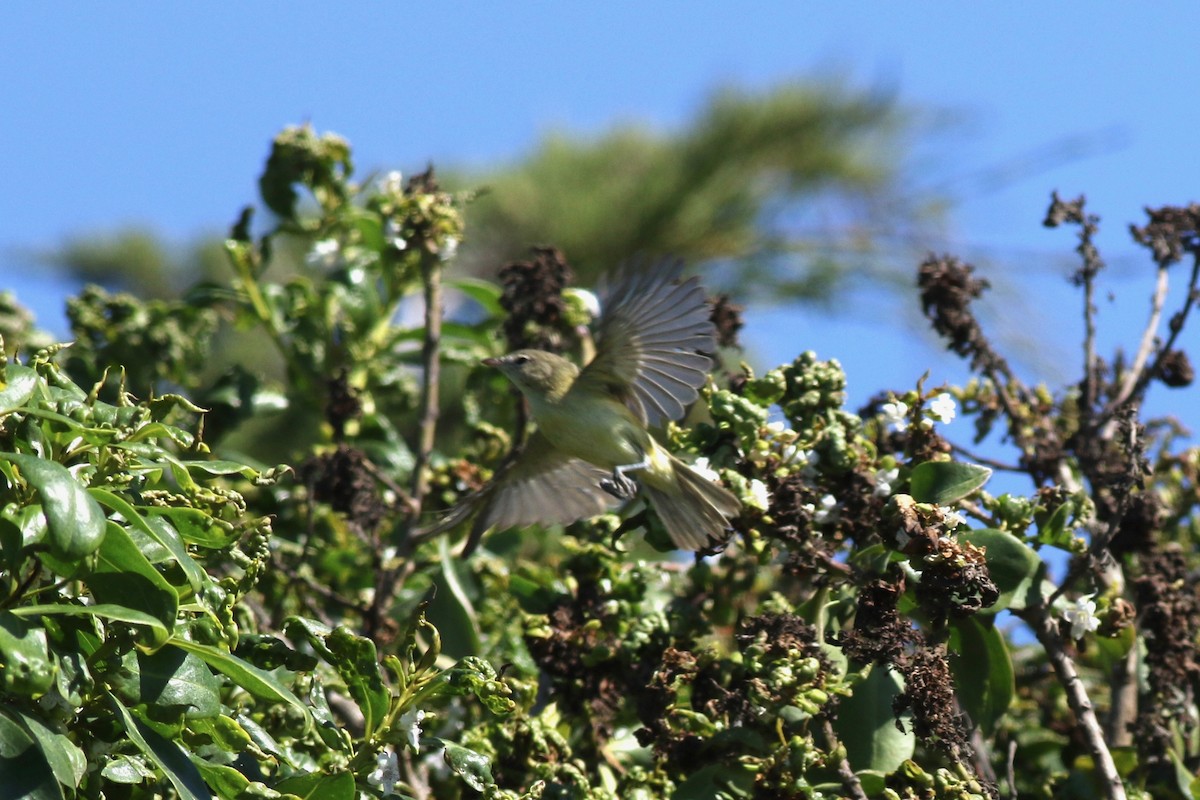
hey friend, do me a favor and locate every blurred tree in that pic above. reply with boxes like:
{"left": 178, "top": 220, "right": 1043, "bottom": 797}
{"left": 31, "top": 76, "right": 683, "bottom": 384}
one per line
{"left": 39, "top": 80, "right": 941, "bottom": 306}
{"left": 41, "top": 229, "right": 230, "bottom": 299}
{"left": 452, "top": 81, "right": 940, "bottom": 302}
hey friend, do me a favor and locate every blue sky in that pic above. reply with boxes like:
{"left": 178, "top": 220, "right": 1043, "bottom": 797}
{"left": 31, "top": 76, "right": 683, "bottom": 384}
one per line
{"left": 3, "top": 3, "right": 1198, "bottom": 432}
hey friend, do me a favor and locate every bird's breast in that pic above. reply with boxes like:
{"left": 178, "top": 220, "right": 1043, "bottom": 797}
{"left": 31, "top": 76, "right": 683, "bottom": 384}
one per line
{"left": 530, "top": 392, "right": 649, "bottom": 470}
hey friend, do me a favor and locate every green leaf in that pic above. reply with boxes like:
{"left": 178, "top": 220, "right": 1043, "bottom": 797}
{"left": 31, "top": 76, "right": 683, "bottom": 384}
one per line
{"left": 108, "top": 694, "right": 211, "bottom": 800}
{"left": 508, "top": 574, "right": 559, "bottom": 615}
{"left": 9, "top": 708, "right": 85, "bottom": 790}
{"left": 86, "top": 522, "right": 177, "bottom": 647}
{"left": 429, "top": 534, "right": 481, "bottom": 658}
{"left": 0, "top": 710, "right": 61, "bottom": 800}
{"left": 673, "top": 762, "right": 755, "bottom": 799}
{"left": 169, "top": 639, "right": 311, "bottom": 720}
{"left": 958, "top": 528, "right": 1044, "bottom": 613}
{"left": 0, "top": 364, "right": 39, "bottom": 413}
{"left": 428, "top": 656, "right": 515, "bottom": 715}
{"left": 0, "top": 453, "right": 106, "bottom": 561}
{"left": 285, "top": 619, "right": 389, "bottom": 738}
{"left": 834, "top": 665, "right": 914, "bottom": 773}
{"left": 447, "top": 277, "right": 503, "bottom": 316}
{"left": 440, "top": 741, "right": 494, "bottom": 792}
{"left": 186, "top": 716, "right": 253, "bottom": 753}
{"left": 853, "top": 771, "right": 888, "bottom": 796}
{"left": 122, "top": 421, "right": 195, "bottom": 448}
{"left": 110, "top": 648, "right": 221, "bottom": 719}
{"left": 90, "top": 489, "right": 206, "bottom": 593}
{"left": 949, "top": 616, "right": 1014, "bottom": 735}
{"left": 908, "top": 460, "right": 992, "bottom": 505}
{"left": 306, "top": 680, "right": 353, "bottom": 752}
{"left": 4, "top": 504, "right": 47, "bottom": 549}
{"left": 324, "top": 628, "right": 391, "bottom": 739}
{"left": 190, "top": 758, "right": 249, "bottom": 800}
{"left": 176, "top": 459, "right": 260, "bottom": 479}
{"left": 13, "top": 602, "right": 167, "bottom": 634}
{"left": 274, "top": 770, "right": 356, "bottom": 799}
{"left": 144, "top": 506, "right": 238, "bottom": 549}
{"left": 0, "top": 611, "right": 54, "bottom": 695}
{"left": 100, "top": 754, "right": 156, "bottom": 784}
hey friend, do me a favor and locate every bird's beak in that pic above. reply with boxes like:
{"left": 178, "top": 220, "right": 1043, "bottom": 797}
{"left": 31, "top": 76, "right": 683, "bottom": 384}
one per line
{"left": 481, "top": 357, "right": 501, "bottom": 367}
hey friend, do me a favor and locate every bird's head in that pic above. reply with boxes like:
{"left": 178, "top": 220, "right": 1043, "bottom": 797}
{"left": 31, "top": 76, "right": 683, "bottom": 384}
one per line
{"left": 483, "top": 350, "right": 578, "bottom": 398}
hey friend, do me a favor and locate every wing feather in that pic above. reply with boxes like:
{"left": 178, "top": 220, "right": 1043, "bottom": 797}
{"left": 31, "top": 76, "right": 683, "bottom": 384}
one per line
{"left": 422, "top": 433, "right": 619, "bottom": 554}
{"left": 578, "top": 259, "right": 717, "bottom": 426}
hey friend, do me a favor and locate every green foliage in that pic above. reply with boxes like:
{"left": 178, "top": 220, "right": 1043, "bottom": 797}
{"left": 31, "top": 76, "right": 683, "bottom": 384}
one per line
{"left": 3, "top": 124, "right": 1200, "bottom": 800}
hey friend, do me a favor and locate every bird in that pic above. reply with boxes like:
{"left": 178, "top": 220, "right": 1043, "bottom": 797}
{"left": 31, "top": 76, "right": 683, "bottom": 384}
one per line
{"left": 434, "top": 259, "right": 740, "bottom": 554}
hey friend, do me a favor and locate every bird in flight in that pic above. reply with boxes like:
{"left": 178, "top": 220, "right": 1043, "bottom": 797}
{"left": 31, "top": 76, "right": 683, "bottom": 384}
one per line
{"left": 433, "top": 260, "right": 741, "bottom": 554}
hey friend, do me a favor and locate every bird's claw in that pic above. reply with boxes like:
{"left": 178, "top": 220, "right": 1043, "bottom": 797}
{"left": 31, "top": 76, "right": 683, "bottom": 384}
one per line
{"left": 600, "top": 471, "right": 638, "bottom": 500}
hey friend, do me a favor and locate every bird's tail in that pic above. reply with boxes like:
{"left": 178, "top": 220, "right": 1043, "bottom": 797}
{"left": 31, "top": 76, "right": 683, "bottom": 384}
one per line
{"left": 641, "top": 455, "right": 741, "bottom": 550}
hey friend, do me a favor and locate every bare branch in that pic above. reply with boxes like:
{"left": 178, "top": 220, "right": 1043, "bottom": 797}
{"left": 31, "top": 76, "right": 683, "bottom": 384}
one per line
{"left": 409, "top": 253, "right": 444, "bottom": 518}
{"left": 822, "top": 719, "right": 869, "bottom": 800}
{"left": 1020, "top": 602, "right": 1127, "bottom": 800}
{"left": 1110, "top": 263, "right": 1169, "bottom": 410}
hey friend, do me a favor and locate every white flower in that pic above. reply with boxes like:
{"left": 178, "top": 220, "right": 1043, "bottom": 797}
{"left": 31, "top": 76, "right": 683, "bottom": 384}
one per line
{"left": 800, "top": 449, "right": 820, "bottom": 478}
{"left": 368, "top": 750, "right": 401, "bottom": 794}
{"left": 1063, "top": 595, "right": 1101, "bottom": 640}
{"left": 939, "top": 505, "right": 967, "bottom": 529}
{"left": 813, "top": 494, "right": 838, "bottom": 524}
{"left": 384, "top": 219, "right": 408, "bottom": 251}
{"left": 747, "top": 479, "right": 770, "bottom": 511}
{"left": 439, "top": 236, "right": 459, "bottom": 261}
{"left": 880, "top": 401, "right": 909, "bottom": 432}
{"left": 306, "top": 238, "right": 340, "bottom": 268}
{"left": 399, "top": 708, "right": 425, "bottom": 751}
{"left": 927, "top": 393, "right": 957, "bottom": 424}
{"left": 765, "top": 421, "right": 787, "bottom": 437}
{"left": 568, "top": 287, "right": 601, "bottom": 318}
{"left": 873, "top": 467, "right": 900, "bottom": 498}
{"left": 691, "top": 457, "right": 721, "bottom": 483}
{"left": 378, "top": 170, "right": 404, "bottom": 194}
{"left": 781, "top": 443, "right": 805, "bottom": 464}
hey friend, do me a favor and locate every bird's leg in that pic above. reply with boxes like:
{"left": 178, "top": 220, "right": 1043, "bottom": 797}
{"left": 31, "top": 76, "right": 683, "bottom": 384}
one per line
{"left": 600, "top": 457, "right": 649, "bottom": 500}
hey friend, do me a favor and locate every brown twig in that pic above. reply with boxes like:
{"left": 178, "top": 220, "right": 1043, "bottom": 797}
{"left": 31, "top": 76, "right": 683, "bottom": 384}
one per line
{"left": 358, "top": 455, "right": 418, "bottom": 515}
{"left": 1110, "top": 264, "right": 1169, "bottom": 412}
{"left": 822, "top": 719, "right": 869, "bottom": 800}
{"left": 1019, "top": 602, "right": 1127, "bottom": 800}
{"left": 409, "top": 253, "right": 444, "bottom": 520}
{"left": 366, "top": 252, "right": 443, "bottom": 637}
{"left": 948, "top": 442, "right": 1021, "bottom": 473}
{"left": 1107, "top": 638, "right": 1138, "bottom": 747}
{"left": 271, "top": 554, "right": 364, "bottom": 616}
{"left": 1105, "top": 249, "right": 1200, "bottom": 419}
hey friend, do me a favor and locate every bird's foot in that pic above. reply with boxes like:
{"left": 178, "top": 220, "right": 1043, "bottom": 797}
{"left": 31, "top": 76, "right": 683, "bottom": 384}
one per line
{"left": 600, "top": 470, "right": 638, "bottom": 500}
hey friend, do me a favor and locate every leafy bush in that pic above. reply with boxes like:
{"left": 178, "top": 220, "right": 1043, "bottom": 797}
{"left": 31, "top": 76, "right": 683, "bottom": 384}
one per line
{"left": 2, "top": 126, "right": 1198, "bottom": 800}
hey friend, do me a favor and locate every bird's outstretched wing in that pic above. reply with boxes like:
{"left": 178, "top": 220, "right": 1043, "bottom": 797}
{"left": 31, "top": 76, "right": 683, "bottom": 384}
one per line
{"left": 425, "top": 433, "right": 620, "bottom": 555}
{"left": 575, "top": 259, "right": 717, "bottom": 426}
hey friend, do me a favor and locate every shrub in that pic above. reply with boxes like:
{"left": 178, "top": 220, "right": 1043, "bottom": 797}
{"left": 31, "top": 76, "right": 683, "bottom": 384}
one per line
{"left": 2, "top": 127, "right": 1198, "bottom": 800}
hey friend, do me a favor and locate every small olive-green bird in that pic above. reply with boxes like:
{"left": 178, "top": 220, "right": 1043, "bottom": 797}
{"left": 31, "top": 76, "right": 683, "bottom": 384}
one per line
{"left": 439, "top": 260, "right": 740, "bottom": 554}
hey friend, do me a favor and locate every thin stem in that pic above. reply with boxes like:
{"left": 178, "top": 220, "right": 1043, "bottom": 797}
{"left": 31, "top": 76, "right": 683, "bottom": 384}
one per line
{"left": 365, "top": 253, "right": 443, "bottom": 638}
{"left": 1110, "top": 264, "right": 1169, "bottom": 411}
{"left": 408, "top": 253, "right": 443, "bottom": 519}
{"left": 227, "top": 240, "right": 318, "bottom": 397}
{"left": 1106, "top": 250, "right": 1200, "bottom": 419}
{"left": 1107, "top": 639, "right": 1138, "bottom": 747}
{"left": 1020, "top": 602, "right": 1127, "bottom": 800}
{"left": 948, "top": 442, "right": 1022, "bottom": 473}
{"left": 822, "top": 719, "right": 869, "bottom": 800}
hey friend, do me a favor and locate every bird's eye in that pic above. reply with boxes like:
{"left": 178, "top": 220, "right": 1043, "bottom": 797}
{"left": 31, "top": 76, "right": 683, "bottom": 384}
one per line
{"left": 513, "top": 354, "right": 530, "bottom": 365}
